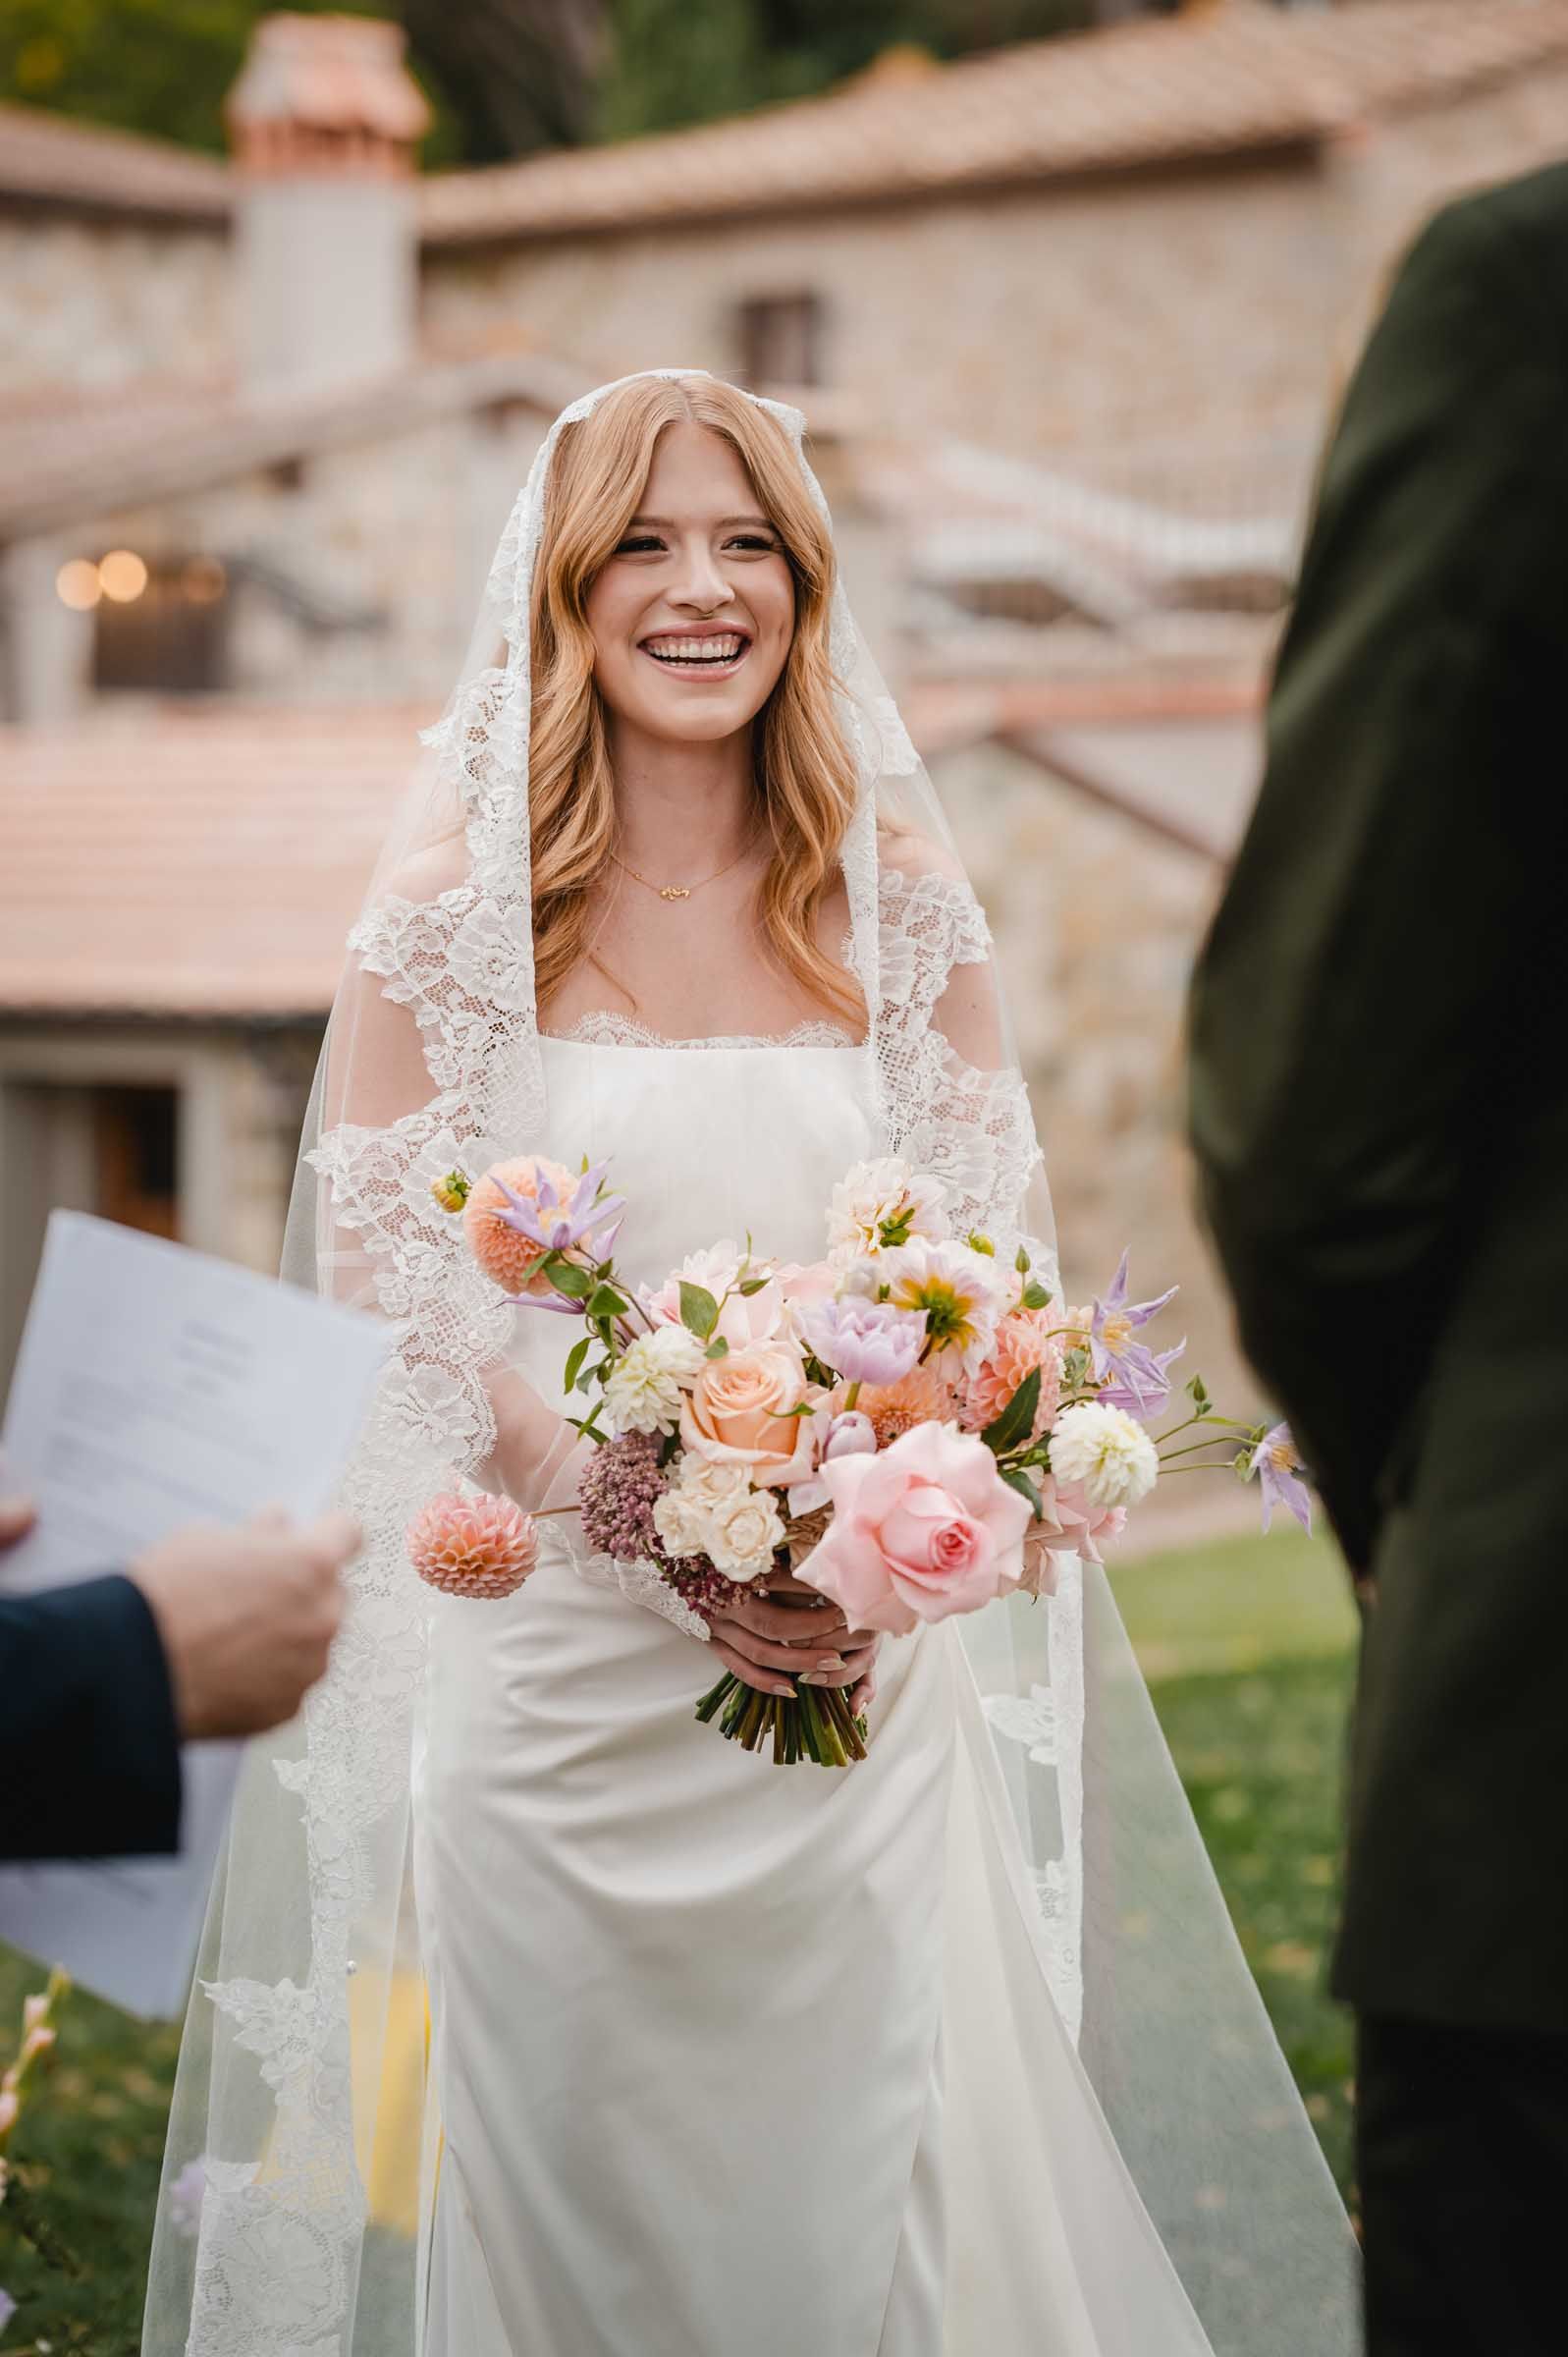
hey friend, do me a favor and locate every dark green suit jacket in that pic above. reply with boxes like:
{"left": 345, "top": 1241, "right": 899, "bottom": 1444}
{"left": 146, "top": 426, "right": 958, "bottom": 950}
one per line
{"left": 1188, "top": 166, "right": 1568, "bottom": 2036}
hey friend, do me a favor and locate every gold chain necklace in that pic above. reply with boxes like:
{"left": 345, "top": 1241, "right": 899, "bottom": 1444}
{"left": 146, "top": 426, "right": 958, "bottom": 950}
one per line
{"left": 611, "top": 830, "right": 759, "bottom": 903}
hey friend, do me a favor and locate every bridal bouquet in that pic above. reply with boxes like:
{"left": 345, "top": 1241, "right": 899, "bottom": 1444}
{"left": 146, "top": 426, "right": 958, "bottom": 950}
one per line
{"left": 418, "top": 1153, "right": 1309, "bottom": 1766}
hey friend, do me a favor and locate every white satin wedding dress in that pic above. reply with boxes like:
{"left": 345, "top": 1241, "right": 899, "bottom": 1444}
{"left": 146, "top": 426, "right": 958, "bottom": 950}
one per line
{"left": 414, "top": 1025, "right": 1215, "bottom": 2357}
{"left": 145, "top": 373, "right": 1358, "bottom": 2357}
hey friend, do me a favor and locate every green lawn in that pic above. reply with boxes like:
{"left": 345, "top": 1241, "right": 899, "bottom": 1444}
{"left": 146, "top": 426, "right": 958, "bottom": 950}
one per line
{"left": 1112, "top": 1525, "right": 1360, "bottom": 2200}
{"left": 0, "top": 1527, "right": 1362, "bottom": 2346}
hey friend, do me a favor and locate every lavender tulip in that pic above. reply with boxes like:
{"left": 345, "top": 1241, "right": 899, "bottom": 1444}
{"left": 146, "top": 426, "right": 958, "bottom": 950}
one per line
{"left": 1089, "top": 1252, "right": 1181, "bottom": 1414}
{"left": 1249, "top": 1423, "right": 1314, "bottom": 1536}
{"left": 824, "top": 1410, "right": 878, "bottom": 1460}
{"left": 798, "top": 1297, "right": 925, "bottom": 1387}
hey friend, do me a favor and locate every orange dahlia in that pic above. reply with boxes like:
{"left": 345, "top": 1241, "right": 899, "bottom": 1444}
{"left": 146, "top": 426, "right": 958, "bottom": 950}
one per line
{"left": 962, "top": 1305, "right": 1065, "bottom": 1438}
{"left": 852, "top": 1361, "right": 962, "bottom": 1446}
{"left": 462, "top": 1154, "right": 578, "bottom": 1295}
{"left": 406, "top": 1492, "right": 538, "bottom": 1599}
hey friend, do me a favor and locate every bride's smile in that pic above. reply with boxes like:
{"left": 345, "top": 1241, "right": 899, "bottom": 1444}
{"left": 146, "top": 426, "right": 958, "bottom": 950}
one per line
{"left": 585, "top": 416, "right": 795, "bottom": 748}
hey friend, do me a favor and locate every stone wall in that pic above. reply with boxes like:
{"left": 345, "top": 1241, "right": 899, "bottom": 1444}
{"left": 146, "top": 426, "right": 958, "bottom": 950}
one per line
{"left": 422, "top": 73, "right": 1568, "bottom": 484}
{"left": 22, "top": 404, "right": 548, "bottom": 716}
{"left": 0, "top": 214, "right": 230, "bottom": 396}
{"left": 422, "top": 153, "right": 1341, "bottom": 468}
{"left": 1323, "top": 63, "right": 1568, "bottom": 372}
{"left": 933, "top": 735, "right": 1261, "bottom": 1431}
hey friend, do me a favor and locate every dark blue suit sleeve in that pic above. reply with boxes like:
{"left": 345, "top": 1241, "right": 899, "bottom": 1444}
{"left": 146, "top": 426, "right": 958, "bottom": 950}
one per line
{"left": 0, "top": 1574, "right": 183, "bottom": 1859}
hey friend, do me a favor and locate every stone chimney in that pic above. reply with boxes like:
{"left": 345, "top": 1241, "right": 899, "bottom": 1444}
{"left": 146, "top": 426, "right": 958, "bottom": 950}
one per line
{"left": 226, "top": 12, "right": 430, "bottom": 397}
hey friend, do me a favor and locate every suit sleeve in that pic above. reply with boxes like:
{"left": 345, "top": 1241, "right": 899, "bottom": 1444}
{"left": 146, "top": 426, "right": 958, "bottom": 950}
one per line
{"left": 1187, "top": 194, "right": 1568, "bottom": 1569}
{"left": 0, "top": 1575, "right": 183, "bottom": 1859}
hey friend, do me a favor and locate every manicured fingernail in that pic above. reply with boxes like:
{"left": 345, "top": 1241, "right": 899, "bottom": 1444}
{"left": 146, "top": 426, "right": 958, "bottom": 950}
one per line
{"left": 816, "top": 1656, "right": 845, "bottom": 1672}
{"left": 772, "top": 1681, "right": 795, "bottom": 1697}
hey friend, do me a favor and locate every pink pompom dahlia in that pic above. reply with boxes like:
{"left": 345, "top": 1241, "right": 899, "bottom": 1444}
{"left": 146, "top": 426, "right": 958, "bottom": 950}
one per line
{"left": 406, "top": 1492, "right": 538, "bottom": 1599}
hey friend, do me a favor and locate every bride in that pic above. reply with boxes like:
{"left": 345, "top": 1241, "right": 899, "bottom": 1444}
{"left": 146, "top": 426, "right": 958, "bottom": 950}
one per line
{"left": 143, "top": 372, "right": 1359, "bottom": 2355}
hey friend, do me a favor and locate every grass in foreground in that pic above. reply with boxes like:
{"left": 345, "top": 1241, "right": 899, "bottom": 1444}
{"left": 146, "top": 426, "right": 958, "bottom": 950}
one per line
{"left": 0, "top": 1529, "right": 1361, "bottom": 2343}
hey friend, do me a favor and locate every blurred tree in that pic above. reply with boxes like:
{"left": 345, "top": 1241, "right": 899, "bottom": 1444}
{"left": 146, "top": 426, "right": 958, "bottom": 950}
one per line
{"left": 0, "top": 1, "right": 505, "bottom": 166}
{"left": 598, "top": 1, "right": 1094, "bottom": 138}
{"left": 0, "top": 1, "right": 615, "bottom": 165}
{"left": 0, "top": 0, "right": 1108, "bottom": 163}
{"left": 402, "top": 0, "right": 609, "bottom": 162}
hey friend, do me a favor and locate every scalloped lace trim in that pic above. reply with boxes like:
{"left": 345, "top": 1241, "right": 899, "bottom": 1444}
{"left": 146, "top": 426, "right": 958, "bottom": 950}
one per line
{"left": 544, "top": 1011, "right": 859, "bottom": 1052}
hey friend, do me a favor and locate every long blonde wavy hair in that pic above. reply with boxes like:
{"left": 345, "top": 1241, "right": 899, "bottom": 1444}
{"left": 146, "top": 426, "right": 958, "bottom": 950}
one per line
{"left": 526, "top": 374, "right": 865, "bottom": 1027}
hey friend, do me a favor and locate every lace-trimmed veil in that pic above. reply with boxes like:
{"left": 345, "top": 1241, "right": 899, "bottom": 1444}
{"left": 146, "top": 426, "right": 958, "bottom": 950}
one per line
{"left": 144, "top": 373, "right": 1357, "bottom": 2356}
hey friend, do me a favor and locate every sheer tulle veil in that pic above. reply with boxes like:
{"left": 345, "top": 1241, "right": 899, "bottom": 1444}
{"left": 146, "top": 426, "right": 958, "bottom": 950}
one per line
{"left": 143, "top": 371, "right": 1359, "bottom": 2355}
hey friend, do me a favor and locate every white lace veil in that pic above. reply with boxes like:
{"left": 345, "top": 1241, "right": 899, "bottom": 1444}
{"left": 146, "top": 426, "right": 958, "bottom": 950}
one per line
{"left": 144, "top": 372, "right": 1358, "bottom": 2356}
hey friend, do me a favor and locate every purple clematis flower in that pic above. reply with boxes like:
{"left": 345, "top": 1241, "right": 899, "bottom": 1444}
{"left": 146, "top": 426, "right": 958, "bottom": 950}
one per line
{"left": 1089, "top": 1251, "right": 1181, "bottom": 1415}
{"left": 1249, "top": 1423, "right": 1314, "bottom": 1536}
{"left": 798, "top": 1297, "right": 926, "bottom": 1388}
{"left": 0, "top": 2288, "right": 16, "bottom": 2333}
{"left": 1099, "top": 1339, "right": 1188, "bottom": 1420}
{"left": 493, "top": 1159, "right": 626, "bottom": 1259}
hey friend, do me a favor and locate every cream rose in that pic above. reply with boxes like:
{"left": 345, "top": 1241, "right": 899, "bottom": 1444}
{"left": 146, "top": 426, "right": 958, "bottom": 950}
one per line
{"left": 704, "top": 1485, "right": 786, "bottom": 1578}
{"left": 679, "top": 1343, "right": 824, "bottom": 1487}
{"left": 652, "top": 1456, "right": 749, "bottom": 1560}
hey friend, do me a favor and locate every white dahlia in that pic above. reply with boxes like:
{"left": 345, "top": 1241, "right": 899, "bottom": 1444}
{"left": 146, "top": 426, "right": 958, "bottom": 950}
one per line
{"left": 1049, "top": 1402, "right": 1160, "bottom": 1513}
{"left": 603, "top": 1325, "right": 707, "bottom": 1437}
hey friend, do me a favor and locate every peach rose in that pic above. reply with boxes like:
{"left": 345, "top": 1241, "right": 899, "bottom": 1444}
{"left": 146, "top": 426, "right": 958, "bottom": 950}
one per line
{"left": 805, "top": 1419, "right": 1030, "bottom": 1636}
{"left": 680, "top": 1343, "right": 826, "bottom": 1487}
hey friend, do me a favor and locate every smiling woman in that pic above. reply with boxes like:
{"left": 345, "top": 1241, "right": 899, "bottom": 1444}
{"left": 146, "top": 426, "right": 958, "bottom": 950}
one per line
{"left": 144, "top": 370, "right": 1358, "bottom": 2357}
{"left": 524, "top": 374, "right": 863, "bottom": 1038}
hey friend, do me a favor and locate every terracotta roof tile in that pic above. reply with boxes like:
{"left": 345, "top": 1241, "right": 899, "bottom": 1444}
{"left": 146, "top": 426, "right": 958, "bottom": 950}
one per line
{"left": 0, "top": 348, "right": 590, "bottom": 541}
{"left": 0, "top": 703, "right": 415, "bottom": 1018}
{"left": 419, "top": 0, "right": 1568, "bottom": 245}
{"left": 0, "top": 678, "right": 1257, "bottom": 1018}
{"left": 0, "top": 100, "right": 230, "bottom": 222}
{"left": 4, "top": 4, "right": 1562, "bottom": 238}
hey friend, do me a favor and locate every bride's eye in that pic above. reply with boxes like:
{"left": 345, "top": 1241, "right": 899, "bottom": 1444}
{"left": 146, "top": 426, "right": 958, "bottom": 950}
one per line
{"left": 616, "top": 534, "right": 665, "bottom": 555}
{"left": 729, "top": 534, "right": 779, "bottom": 554}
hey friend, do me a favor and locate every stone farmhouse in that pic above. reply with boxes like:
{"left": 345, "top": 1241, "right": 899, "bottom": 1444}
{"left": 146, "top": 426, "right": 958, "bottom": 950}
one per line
{"left": 1, "top": 0, "right": 1564, "bottom": 1433}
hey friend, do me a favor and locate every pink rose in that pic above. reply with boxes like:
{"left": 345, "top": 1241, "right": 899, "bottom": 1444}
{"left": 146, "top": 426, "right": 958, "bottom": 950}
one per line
{"left": 641, "top": 1246, "right": 790, "bottom": 1346}
{"left": 806, "top": 1420, "right": 1031, "bottom": 1636}
{"left": 680, "top": 1343, "right": 825, "bottom": 1487}
{"left": 1033, "top": 1473, "right": 1127, "bottom": 1570}
{"left": 778, "top": 1259, "right": 840, "bottom": 1327}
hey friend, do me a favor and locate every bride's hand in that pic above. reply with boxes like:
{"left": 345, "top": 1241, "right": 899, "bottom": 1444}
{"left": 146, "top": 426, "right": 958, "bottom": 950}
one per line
{"left": 708, "top": 1566, "right": 882, "bottom": 1715}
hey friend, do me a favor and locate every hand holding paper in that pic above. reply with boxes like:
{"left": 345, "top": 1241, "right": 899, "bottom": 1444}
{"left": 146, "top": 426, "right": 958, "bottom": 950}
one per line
{"left": 0, "top": 1212, "right": 389, "bottom": 2015}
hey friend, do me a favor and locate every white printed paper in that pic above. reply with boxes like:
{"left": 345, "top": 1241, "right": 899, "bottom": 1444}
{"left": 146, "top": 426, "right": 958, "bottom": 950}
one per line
{"left": 0, "top": 1213, "right": 388, "bottom": 2016}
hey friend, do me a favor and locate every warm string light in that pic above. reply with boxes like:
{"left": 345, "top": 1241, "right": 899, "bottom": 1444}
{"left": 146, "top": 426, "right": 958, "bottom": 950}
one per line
{"left": 54, "top": 559, "right": 101, "bottom": 611}
{"left": 54, "top": 551, "right": 228, "bottom": 610}
{"left": 98, "top": 548, "right": 148, "bottom": 602}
